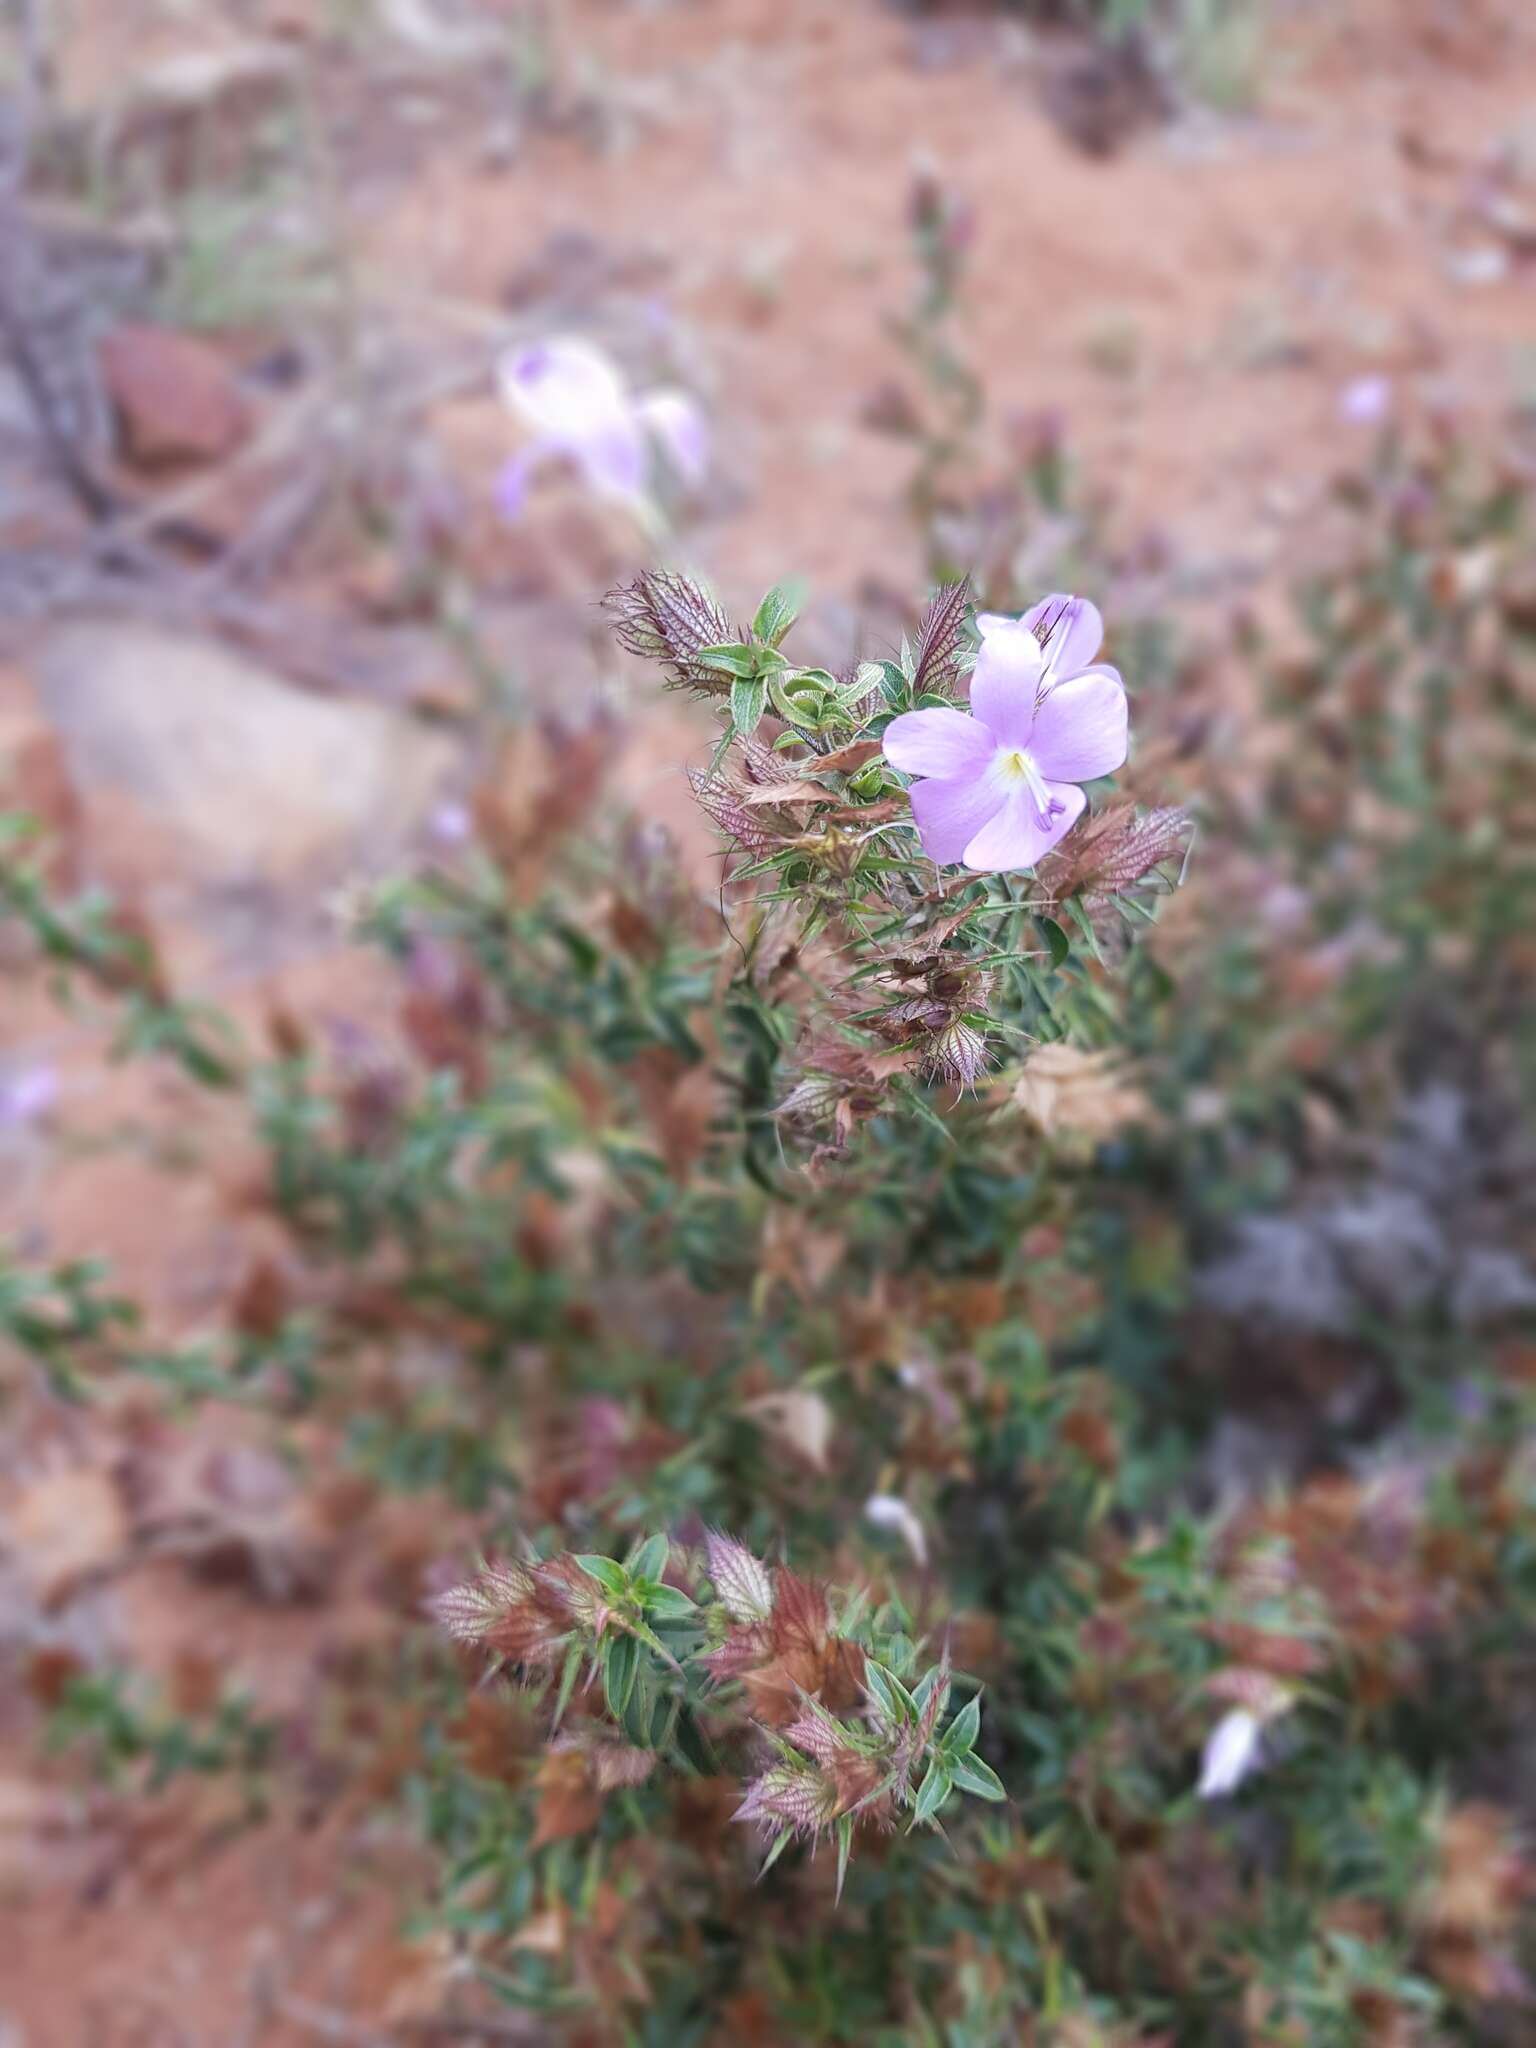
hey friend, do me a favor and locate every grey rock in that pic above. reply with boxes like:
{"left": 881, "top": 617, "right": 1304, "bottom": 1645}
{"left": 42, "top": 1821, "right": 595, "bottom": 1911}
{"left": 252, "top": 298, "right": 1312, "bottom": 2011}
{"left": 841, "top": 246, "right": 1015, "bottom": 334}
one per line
{"left": 33, "top": 622, "right": 455, "bottom": 886}
{"left": 1321, "top": 1189, "right": 1448, "bottom": 1318}
{"left": 1451, "top": 1248, "right": 1536, "bottom": 1330}
{"left": 1196, "top": 1215, "right": 1354, "bottom": 1336}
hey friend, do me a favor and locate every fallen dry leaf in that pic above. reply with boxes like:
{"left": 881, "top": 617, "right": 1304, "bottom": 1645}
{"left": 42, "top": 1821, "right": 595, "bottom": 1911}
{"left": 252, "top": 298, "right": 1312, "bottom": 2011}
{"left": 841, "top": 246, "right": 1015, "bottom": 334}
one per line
{"left": 1009, "top": 1044, "right": 1151, "bottom": 1146}
{"left": 4, "top": 1464, "right": 129, "bottom": 1607}
{"left": 743, "top": 1388, "right": 834, "bottom": 1474}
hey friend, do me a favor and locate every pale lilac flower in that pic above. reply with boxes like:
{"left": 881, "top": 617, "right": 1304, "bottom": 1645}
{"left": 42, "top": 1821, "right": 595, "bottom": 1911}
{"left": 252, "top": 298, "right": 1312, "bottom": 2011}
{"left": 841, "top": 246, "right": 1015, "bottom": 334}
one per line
{"left": 883, "top": 594, "right": 1128, "bottom": 872}
{"left": 0, "top": 1064, "right": 59, "bottom": 1132}
{"left": 1339, "top": 374, "right": 1392, "bottom": 426}
{"left": 496, "top": 336, "right": 708, "bottom": 519}
{"left": 427, "top": 799, "right": 472, "bottom": 846}
{"left": 1197, "top": 1707, "right": 1264, "bottom": 1798}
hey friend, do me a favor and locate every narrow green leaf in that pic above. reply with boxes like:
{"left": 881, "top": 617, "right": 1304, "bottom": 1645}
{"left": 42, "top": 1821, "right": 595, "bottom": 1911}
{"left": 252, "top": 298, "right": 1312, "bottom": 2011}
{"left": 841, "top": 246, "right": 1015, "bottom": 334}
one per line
{"left": 950, "top": 1755, "right": 1006, "bottom": 1802}
{"left": 645, "top": 1583, "right": 699, "bottom": 1621}
{"left": 834, "top": 1813, "right": 854, "bottom": 1901}
{"left": 911, "top": 1757, "right": 953, "bottom": 1827}
{"left": 628, "top": 1533, "right": 670, "bottom": 1583}
{"left": 731, "top": 673, "right": 768, "bottom": 740}
{"left": 911, "top": 1662, "right": 951, "bottom": 1731}
{"left": 552, "top": 1638, "right": 585, "bottom": 1731}
{"left": 861, "top": 1660, "right": 899, "bottom": 1726}
{"left": 864, "top": 1659, "right": 918, "bottom": 1728}
{"left": 1037, "top": 916, "right": 1071, "bottom": 970}
{"left": 696, "top": 642, "right": 760, "bottom": 679}
{"left": 620, "top": 1672, "right": 657, "bottom": 1747}
{"left": 942, "top": 1695, "right": 982, "bottom": 1757}
{"left": 752, "top": 578, "right": 807, "bottom": 648}
{"left": 602, "top": 1631, "right": 640, "bottom": 1717}
{"left": 575, "top": 1554, "right": 629, "bottom": 1598}
{"left": 1066, "top": 895, "right": 1105, "bottom": 963}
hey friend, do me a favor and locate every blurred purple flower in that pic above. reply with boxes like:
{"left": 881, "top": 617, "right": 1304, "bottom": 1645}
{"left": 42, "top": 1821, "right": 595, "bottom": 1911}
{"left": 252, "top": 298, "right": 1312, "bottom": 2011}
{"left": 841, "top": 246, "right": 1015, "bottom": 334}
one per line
{"left": 0, "top": 1064, "right": 59, "bottom": 1132}
{"left": 1339, "top": 374, "right": 1392, "bottom": 426}
{"left": 496, "top": 336, "right": 708, "bottom": 519}
{"left": 428, "top": 799, "right": 472, "bottom": 846}
{"left": 883, "top": 594, "right": 1128, "bottom": 872}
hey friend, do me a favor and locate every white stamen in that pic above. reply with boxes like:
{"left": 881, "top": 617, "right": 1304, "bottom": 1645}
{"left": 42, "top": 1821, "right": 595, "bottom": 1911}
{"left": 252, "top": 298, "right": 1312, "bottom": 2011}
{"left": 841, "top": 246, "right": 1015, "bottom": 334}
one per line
{"left": 997, "top": 748, "right": 1066, "bottom": 831}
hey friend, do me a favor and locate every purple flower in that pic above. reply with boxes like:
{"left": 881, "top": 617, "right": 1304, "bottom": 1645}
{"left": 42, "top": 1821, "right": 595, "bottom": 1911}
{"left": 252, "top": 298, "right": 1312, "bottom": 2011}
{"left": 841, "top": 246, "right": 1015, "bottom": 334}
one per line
{"left": 496, "top": 336, "right": 708, "bottom": 519}
{"left": 427, "top": 799, "right": 472, "bottom": 847}
{"left": 0, "top": 1064, "right": 59, "bottom": 1132}
{"left": 1338, "top": 374, "right": 1392, "bottom": 426}
{"left": 883, "top": 594, "right": 1128, "bottom": 872}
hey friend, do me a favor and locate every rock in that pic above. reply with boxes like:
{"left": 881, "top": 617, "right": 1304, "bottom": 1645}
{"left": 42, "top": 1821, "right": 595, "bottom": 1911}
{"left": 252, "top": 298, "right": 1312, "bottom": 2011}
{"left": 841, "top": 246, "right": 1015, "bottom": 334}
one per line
{"left": 3, "top": 1466, "right": 128, "bottom": 1609}
{"left": 1451, "top": 1249, "right": 1536, "bottom": 1331}
{"left": 31, "top": 624, "right": 456, "bottom": 897}
{"left": 1196, "top": 1216, "right": 1354, "bottom": 1337}
{"left": 99, "top": 324, "right": 254, "bottom": 472}
{"left": 1321, "top": 1190, "right": 1448, "bottom": 1318}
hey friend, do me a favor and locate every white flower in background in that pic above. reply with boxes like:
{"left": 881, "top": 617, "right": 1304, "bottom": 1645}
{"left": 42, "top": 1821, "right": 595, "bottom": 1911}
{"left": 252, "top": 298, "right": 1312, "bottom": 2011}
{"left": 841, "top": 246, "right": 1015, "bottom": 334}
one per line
{"left": 1196, "top": 1671, "right": 1295, "bottom": 1799}
{"left": 864, "top": 1492, "right": 929, "bottom": 1568}
{"left": 496, "top": 337, "right": 708, "bottom": 521}
{"left": 1196, "top": 1707, "right": 1264, "bottom": 1798}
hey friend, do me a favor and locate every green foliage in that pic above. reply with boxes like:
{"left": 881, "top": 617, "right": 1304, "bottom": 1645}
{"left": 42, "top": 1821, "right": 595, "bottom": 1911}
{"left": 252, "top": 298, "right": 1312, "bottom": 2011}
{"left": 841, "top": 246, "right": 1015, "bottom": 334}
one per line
{"left": 5, "top": 422, "right": 1536, "bottom": 2040}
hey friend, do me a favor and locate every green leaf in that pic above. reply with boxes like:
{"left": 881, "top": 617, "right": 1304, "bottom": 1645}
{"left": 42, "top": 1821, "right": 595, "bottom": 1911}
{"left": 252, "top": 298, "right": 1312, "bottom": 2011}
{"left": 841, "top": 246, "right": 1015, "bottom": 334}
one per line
{"left": 1037, "top": 916, "right": 1071, "bottom": 970}
{"left": 621, "top": 1677, "right": 663, "bottom": 1748}
{"left": 575, "top": 1554, "right": 629, "bottom": 1598}
{"left": 911, "top": 1757, "right": 953, "bottom": 1827}
{"left": 950, "top": 1754, "right": 1006, "bottom": 1802}
{"left": 863, "top": 1659, "right": 917, "bottom": 1729}
{"left": 834, "top": 1813, "right": 854, "bottom": 1901}
{"left": 942, "top": 1695, "right": 981, "bottom": 1757}
{"left": 911, "top": 1662, "right": 951, "bottom": 1729}
{"left": 766, "top": 671, "right": 821, "bottom": 730}
{"left": 861, "top": 1660, "right": 899, "bottom": 1725}
{"left": 758, "top": 1827, "right": 795, "bottom": 1879}
{"left": 731, "top": 674, "right": 768, "bottom": 740}
{"left": 696, "top": 642, "right": 760, "bottom": 679}
{"left": 602, "top": 1631, "right": 641, "bottom": 1718}
{"left": 644, "top": 1584, "right": 699, "bottom": 1621}
{"left": 752, "top": 578, "right": 807, "bottom": 648}
{"left": 628, "top": 1534, "right": 670, "bottom": 1583}
{"left": 1066, "top": 895, "right": 1105, "bottom": 963}
{"left": 551, "top": 1639, "right": 585, "bottom": 1731}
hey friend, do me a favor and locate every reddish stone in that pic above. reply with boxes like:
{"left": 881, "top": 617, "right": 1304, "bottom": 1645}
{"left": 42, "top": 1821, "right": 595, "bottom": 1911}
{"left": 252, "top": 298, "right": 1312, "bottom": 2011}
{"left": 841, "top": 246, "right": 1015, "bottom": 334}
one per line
{"left": 99, "top": 323, "right": 255, "bottom": 471}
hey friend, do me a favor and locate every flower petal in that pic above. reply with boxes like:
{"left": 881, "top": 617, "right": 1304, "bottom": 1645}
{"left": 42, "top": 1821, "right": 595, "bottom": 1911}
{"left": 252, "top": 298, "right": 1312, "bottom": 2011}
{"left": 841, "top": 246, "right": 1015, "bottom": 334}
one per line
{"left": 961, "top": 780, "right": 1085, "bottom": 873}
{"left": 883, "top": 707, "right": 995, "bottom": 781}
{"left": 1023, "top": 593, "right": 1104, "bottom": 680}
{"left": 968, "top": 622, "right": 1044, "bottom": 747}
{"left": 1025, "top": 669, "right": 1128, "bottom": 784}
{"left": 636, "top": 388, "right": 709, "bottom": 485}
{"left": 499, "top": 337, "right": 630, "bottom": 440}
{"left": 495, "top": 446, "right": 542, "bottom": 521}
{"left": 908, "top": 772, "right": 1006, "bottom": 865}
{"left": 1198, "top": 1709, "right": 1262, "bottom": 1798}
{"left": 572, "top": 418, "right": 648, "bottom": 501}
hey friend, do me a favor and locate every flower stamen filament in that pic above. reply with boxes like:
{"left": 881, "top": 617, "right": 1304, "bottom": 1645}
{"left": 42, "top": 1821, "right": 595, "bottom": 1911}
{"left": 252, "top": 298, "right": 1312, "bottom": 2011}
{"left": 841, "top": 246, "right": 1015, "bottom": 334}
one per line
{"left": 996, "top": 747, "right": 1066, "bottom": 831}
